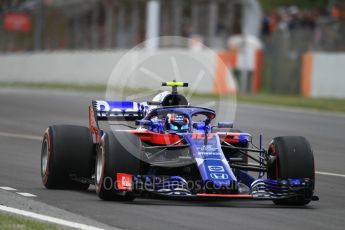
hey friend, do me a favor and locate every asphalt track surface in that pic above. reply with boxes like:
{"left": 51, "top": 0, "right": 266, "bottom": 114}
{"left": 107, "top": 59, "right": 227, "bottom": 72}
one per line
{"left": 0, "top": 88, "right": 345, "bottom": 230}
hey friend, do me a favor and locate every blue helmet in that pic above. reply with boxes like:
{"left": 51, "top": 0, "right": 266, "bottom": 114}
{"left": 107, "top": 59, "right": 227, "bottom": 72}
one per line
{"left": 165, "top": 113, "right": 189, "bottom": 132}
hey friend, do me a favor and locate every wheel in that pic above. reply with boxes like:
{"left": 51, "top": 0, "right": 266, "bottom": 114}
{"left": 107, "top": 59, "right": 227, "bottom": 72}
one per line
{"left": 41, "top": 125, "right": 94, "bottom": 190}
{"left": 267, "top": 136, "right": 315, "bottom": 205}
{"left": 95, "top": 132, "right": 141, "bottom": 201}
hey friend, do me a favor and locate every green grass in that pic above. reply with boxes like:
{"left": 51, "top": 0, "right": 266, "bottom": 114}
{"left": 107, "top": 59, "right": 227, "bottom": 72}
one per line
{"left": 237, "top": 93, "right": 345, "bottom": 113}
{"left": 0, "top": 213, "right": 63, "bottom": 230}
{"left": 1, "top": 81, "right": 344, "bottom": 113}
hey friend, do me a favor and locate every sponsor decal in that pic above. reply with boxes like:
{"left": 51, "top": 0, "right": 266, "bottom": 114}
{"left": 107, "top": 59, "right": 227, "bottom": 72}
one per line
{"left": 116, "top": 173, "right": 133, "bottom": 191}
{"left": 208, "top": 166, "right": 225, "bottom": 172}
{"left": 198, "top": 151, "right": 219, "bottom": 156}
{"left": 199, "top": 145, "right": 216, "bottom": 151}
{"left": 174, "top": 115, "right": 184, "bottom": 122}
{"left": 96, "top": 101, "right": 140, "bottom": 117}
{"left": 210, "top": 173, "right": 229, "bottom": 179}
{"left": 192, "top": 133, "right": 214, "bottom": 139}
{"left": 4, "top": 13, "right": 32, "bottom": 32}
{"left": 196, "top": 144, "right": 220, "bottom": 157}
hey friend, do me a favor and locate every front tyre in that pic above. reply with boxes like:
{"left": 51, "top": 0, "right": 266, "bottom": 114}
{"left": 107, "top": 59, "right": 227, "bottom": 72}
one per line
{"left": 95, "top": 132, "right": 141, "bottom": 201}
{"left": 267, "top": 136, "right": 315, "bottom": 206}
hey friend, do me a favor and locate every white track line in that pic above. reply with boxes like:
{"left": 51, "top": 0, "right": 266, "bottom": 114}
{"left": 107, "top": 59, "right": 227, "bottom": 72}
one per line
{"left": 316, "top": 171, "right": 345, "bottom": 178}
{"left": 0, "top": 205, "right": 107, "bottom": 230}
{"left": 16, "top": 192, "right": 37, "bottom": 197}
{"left": 0, "top": 131, "right": 41, "bottom": 141}
{"left": 0, "top": 187, "right": 17, "bottom": 191}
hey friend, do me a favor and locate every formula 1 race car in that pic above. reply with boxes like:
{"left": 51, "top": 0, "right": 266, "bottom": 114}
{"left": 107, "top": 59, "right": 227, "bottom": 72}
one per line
{"left": 41, "top": 81, "right": 318, "bottom": 205}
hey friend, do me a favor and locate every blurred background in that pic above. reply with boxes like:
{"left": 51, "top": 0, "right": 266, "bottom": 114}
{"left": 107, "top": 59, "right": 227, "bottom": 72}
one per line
{"left": 0, "top": 0, "right": 345, "bottom": 102}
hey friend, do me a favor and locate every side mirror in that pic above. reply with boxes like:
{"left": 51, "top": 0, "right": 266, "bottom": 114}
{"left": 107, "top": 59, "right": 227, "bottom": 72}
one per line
{"left": 193, "top": 122, "right": 205, "bottom": 130}
{"left": 193, "top": 122, "right": 211, "bottom": 132}
{"left": 217, "top": 122, "right": 233, "bottom": 129}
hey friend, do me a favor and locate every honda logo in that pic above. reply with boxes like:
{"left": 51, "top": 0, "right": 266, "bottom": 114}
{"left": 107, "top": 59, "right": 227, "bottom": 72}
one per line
{"left": 210, "top": 173, "right": 228, "bottom": 179}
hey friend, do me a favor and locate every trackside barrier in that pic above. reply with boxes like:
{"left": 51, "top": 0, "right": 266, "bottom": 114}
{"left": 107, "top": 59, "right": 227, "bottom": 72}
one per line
{"left": 0, "top": 49, "right": 265, "bottom": 95}
{"left": 213, "top": 49, "right": 263, "bottom": 95}
{"left": 301, "top": 52, "right": 313, "bottom": 97}
{"left": 0, "top": 50, "right": 218, "bottom": 94}
{"left": 253, "top": 50, "right": 263, "bottom": 93}
{"left": 213, "top": 50, "right": 237, "bottom": 95}
{"left": 300, "top": 52, "right": 345, "bottom": 98}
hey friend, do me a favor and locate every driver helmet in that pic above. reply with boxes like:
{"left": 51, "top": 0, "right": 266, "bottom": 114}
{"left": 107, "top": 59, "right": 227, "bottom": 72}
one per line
{"left": 165, "top": 113, "right": 189, "bottom": 132}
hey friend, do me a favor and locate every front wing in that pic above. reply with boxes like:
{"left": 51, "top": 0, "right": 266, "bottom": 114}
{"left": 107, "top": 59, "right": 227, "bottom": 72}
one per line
{"left": 116, "top": 173, "right": 317, "bottom": 201}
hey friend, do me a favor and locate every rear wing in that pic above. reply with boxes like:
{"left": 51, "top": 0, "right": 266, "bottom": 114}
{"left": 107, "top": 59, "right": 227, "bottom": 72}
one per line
{"left": 92, "top": 100, "right": 145, "bottom": 121}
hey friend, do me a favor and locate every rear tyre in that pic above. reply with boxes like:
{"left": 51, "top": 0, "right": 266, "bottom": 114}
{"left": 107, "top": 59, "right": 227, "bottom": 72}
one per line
{"left": 267, "top": 136, "right": 315, "bottom": 205}
{"left": 41, "top": 125, "right": 94, "bottom": 190}
{"left": 95, "top": 132, "right": 141, "bottom": 201}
